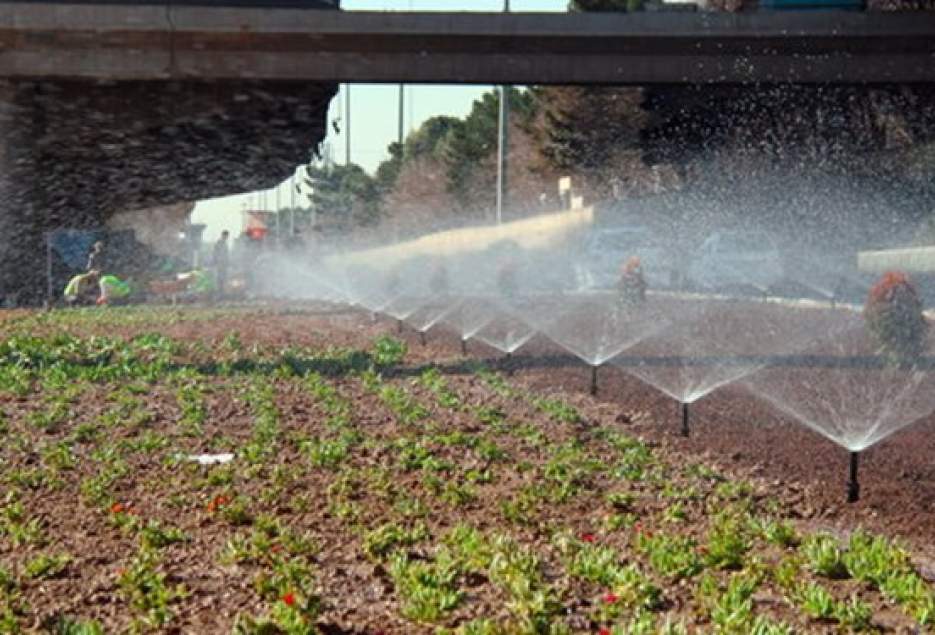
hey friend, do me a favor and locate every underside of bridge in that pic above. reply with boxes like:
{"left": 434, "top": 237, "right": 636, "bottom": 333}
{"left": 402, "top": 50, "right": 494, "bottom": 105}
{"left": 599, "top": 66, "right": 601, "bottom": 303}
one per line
{"left": 0, "top": 79, "right": 336, "bottom": 304}
{"left": 1, "top": 5, "right": 935, "bottom": 304}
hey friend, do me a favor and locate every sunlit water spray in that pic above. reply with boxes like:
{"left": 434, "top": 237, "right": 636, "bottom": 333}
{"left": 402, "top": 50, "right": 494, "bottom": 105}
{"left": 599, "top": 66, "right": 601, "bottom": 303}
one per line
{"left": 741, "top": 313, "right": 935, "bottom": 501}
{"left": 522, "top": 291, "right": 673, "bottom": 394}
{"left": 614, "top": 297, "right": 846, "bottom": 436}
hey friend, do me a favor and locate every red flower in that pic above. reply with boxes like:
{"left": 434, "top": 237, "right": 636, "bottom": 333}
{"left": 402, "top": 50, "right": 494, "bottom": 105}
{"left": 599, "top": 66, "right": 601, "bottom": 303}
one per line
{"left": 207, "top": 495, "right": 230, "bottom": 512}
{"left": 111, "top": 502, "right": 125, "bottom": 514}
{"left": 580, "top": 533, "right": 596, "bottom": 543}
{"left": 270, "top": 544, "right": 283, "bottom": 554}
{"left": 633, "top": 522, "right": 642, "bottom": 533}
{"left": 598, "top": 628, "right": 612, "bottom": 635}
{"left": 282, "top": 592, "right": 296, "bottom": 606}
{"left": 603, "top": 592, "right": 619, "bottom": 604}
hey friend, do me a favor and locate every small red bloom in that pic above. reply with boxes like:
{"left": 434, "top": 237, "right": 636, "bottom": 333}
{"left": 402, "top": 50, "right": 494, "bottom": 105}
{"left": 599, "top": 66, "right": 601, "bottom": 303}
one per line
{"left": 270, "top": 544, "right": 283, "bottom": 553}
{"left": 598, "top": 628, "right": 612, "bottom": 635}
{"left": 207, "top": 495, "right": 230, "bottom": 512}
{"left": 282, "top": 592, "right": 296, "bottom": 606}
{"left": 633, "top": 522, "right": 642, "bottom": 533}
{"left": 603, "top": 592, "right": 619, "bottom": 604}
{"left": 580, "top": 533, "right": 596, "bottom": 543}
{"left": 111, "top": 503, "right": 125, "bottom": 514}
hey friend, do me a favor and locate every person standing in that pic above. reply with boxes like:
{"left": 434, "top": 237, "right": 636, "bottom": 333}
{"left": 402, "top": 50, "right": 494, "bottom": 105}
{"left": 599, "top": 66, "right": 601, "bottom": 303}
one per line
{"left": 86, "top": 240, "right": 105, "bottom": 272}
{"left": 617, "top": 256, "right": 647, "bottom": 306}
{"left": 213, "top": 230, "right": 230, "bottom": 299}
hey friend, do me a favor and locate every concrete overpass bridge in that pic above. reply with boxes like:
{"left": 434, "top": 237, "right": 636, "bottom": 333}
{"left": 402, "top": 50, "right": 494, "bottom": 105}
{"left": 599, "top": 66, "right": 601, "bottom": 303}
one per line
{"left": 2, "top": 5, "right": 935, "bottom": 84}
{"left": 1, "top": 2, "right": 934, "bottom": 304}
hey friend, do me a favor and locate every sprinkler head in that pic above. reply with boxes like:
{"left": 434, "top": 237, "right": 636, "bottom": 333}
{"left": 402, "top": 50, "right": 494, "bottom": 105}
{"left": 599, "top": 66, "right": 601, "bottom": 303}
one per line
{"left": 847, "top": 451, "right": 860, "bottom": 503}
{"left": 590, "top": 365, "right": 598, "bottom": 396}
{"left": 681, "top": 402, "right": 690, "bottom": 438}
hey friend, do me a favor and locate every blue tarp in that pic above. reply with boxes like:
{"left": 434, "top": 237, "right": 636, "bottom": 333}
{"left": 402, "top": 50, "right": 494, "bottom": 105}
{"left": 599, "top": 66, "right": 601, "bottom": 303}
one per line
{"left": 47, "top": 229, "right": 100, "bottom": 271}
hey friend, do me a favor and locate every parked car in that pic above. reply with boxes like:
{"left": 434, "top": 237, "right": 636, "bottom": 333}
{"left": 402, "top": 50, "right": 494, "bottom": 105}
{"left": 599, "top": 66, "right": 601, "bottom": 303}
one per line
{"left": 687, "top": 230, "right": 784, "bottom": 293}
{"left": 574, "top": 225, "right": 679, "bottom": 290}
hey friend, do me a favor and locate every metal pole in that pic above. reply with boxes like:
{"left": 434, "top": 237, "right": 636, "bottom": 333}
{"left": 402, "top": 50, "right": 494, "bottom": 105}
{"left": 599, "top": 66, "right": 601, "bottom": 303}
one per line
{"left": 495, "top": 0, "right": 510, "bottom": 224}
{"left": 847, "top": 451, "right": 860, "bottom": 503}
{"left": 289, "top": 171, "right": 296, "bottom": 237}
{"left": 45, "top": 232, "right": 53, "bottom": 308}
{"left": 345, "top": 84, "right": 351, "bottom": 166}
{"left": 398, "top": 84, "right": 405, "bottom": 146}
{"left": 275, "top": 185, "right": 281, "bottom": 244}
{"left": 590, "top": 365, "right": 598, "bottom": 396}
{"left": 681, "top": 402, "right": 690, "bottom": 437}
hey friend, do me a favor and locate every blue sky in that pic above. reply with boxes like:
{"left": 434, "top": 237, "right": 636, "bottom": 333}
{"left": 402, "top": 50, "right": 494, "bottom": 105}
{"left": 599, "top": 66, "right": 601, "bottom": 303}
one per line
{"left": 192, "top": 0, "right": 568, "bottom": 240}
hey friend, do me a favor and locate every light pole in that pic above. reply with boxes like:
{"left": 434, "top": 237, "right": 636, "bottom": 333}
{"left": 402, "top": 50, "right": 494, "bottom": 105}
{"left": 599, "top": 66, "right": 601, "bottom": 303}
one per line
{"left": 290, "top": 169, "right": 296, "bottom": 237}
{"left": 495, "top": 0, "right": 510, "bottom": 224}
{"left": 345, "top": 84, "right": 351, "bottom": 166}
{"left": 398, "top": 84, "right": 405, "bottom": 147}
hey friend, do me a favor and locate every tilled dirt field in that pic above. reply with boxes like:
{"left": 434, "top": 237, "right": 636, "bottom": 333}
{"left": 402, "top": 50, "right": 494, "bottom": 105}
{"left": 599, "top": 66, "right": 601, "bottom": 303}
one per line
{"left": 1, "top": 304, "right": 934, "bottom": 634}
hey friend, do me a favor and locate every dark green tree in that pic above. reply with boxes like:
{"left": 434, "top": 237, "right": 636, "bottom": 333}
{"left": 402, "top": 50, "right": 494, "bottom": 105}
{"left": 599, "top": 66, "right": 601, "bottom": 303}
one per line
{"left": 372, "top": 89, "right": 537, "bottom": 206}
{"left": 530, "top": 85, "right": 647, "bottom": 173}
{"left": 439, "top": 87, "right": 536, "bottom": 202}
{"left": 302, "top": 163, "right": 381, "bottom": 230}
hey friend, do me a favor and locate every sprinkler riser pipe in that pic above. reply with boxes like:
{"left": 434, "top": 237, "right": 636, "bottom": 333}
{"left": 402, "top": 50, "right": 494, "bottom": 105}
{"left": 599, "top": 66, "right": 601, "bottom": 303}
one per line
{"left": 397, "top": 319, "right": 403, "bottom": 334}
{"left": 461, "top": 338, "right": 468, "bottom": 356}
{"left": 420, "top": 331, "right": 426, "bottom": 346}
{"left": 847, "top": 451, "right": 860, "bottom": 503}
{"left": 681, "top": 402, "right": 690, "bottom": 437}
{"left": 590, "top": 365, "right": 598, "bottom": 396}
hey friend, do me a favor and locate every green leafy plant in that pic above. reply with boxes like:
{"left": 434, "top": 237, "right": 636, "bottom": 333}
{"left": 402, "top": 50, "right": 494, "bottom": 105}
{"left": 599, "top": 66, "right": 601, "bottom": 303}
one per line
{"left": 372, "top": 335, "right": 407, "bottom": 367}
{"left": 802, "top": 533, "right": 848, "bottom": 579}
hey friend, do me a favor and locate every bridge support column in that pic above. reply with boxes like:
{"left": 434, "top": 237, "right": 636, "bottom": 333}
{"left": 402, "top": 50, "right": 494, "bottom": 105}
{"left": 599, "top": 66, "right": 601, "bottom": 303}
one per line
{"left": 0, "top": 82, "right": 46, "bottom": 306}
{"left": 0, "top": 79, "right": 336, "bottom": 306}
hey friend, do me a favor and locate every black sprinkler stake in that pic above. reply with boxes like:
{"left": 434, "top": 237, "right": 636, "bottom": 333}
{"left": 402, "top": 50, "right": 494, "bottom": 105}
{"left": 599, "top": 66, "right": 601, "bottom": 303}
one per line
{"left": 397, "top": 319, "right": 404, "bottom": 334}
{"left": 461, "top": 338, "right": 468, "bottom": 356}
{"left": 681, "top": 402, "right": 690, "bottom": 437}
{"left": 420, "top": 331, "right": 427, "bottom": 346}
{"left": 847, "top": 451, "right": 860, "bottom": 503}
{"left": 590, "top": 365, "right": 598, "bottom": 396}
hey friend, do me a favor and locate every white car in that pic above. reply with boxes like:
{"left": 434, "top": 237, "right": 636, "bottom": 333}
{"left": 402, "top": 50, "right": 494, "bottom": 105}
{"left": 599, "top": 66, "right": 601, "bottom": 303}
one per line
{"left": 688, "top": 230, "right": 784, "bottom": 292}
{"left": 574, "top": 226, "right": 678, "bottom": 290}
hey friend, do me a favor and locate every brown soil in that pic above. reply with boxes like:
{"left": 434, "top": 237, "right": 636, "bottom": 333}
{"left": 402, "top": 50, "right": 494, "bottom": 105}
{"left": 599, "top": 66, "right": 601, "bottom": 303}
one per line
{"left": 2, "top": 303, "right": 934, "bottom": 633}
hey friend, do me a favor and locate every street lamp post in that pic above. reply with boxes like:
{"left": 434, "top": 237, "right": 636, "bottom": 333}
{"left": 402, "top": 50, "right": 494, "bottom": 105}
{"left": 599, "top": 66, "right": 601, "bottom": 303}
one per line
{"left": 345, "top": 84, "right": 352, "bottom": 166}
{"left": 495, "top": 0, "right": 510, "bottom": 224}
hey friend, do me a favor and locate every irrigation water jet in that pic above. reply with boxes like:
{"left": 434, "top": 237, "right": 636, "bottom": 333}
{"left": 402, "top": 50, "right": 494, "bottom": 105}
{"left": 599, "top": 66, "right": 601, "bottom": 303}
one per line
{"left": 847, "top": 451, "right": 860, "bottom": 503}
